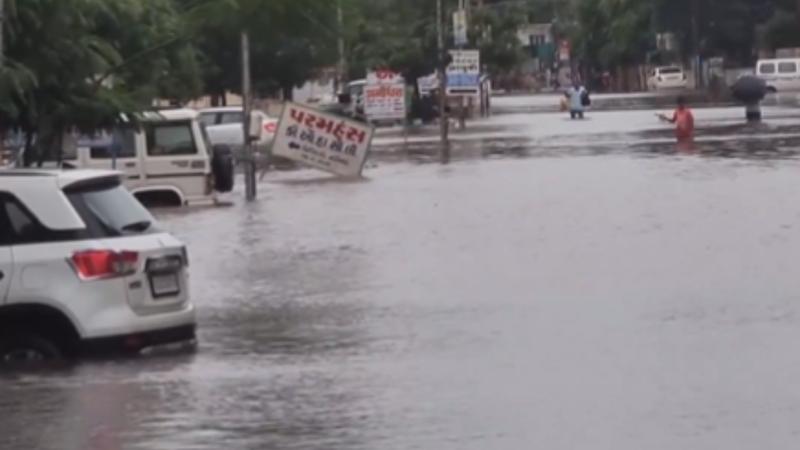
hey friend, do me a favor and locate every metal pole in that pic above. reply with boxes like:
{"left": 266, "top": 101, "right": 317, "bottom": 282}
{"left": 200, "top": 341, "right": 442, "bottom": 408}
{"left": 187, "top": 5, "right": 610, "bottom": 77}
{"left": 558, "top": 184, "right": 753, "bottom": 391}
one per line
{"left": 241, "top": 31, "right": 256, "bottom": 201}
{"left": 0, "top": 0, "right": 5, "bottom": 69}
{"left": 691, "top": 1, "right": 700, "bottom": 89}
{"left": 437, "top": 0, "right": 450, "bottom": 163}
{"left": 337, "top": 0, "right": 347, "bottom": 93}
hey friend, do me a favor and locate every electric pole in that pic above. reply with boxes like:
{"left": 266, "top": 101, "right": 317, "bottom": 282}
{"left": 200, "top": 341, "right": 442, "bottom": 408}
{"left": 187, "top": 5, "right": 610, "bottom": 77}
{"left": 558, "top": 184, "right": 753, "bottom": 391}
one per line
{"left": 337, "top": 0, "right": 347, "bottom": 94}
{"left": 691, "top": 0, "right": 700, "bottom": 89}
{"left": 241, "top": 31, "right": 256, "bottom": 201}
{"left": 0, "top": 0, "right": 5, "bottom": 69}
{"left": 437, "top": 0, "right": 450, "bottom": 163}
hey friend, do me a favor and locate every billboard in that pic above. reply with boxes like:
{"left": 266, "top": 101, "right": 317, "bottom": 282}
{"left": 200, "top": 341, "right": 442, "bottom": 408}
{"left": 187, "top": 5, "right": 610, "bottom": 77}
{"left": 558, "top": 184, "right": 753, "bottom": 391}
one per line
{"left": 364, "top": 70, "right": 406, "bottom": 121}
{"left": 447, "top": 50, "right": 480, "bottom": 95}
{"left": 272, "top": 102, "right": 374, "bottom": 177}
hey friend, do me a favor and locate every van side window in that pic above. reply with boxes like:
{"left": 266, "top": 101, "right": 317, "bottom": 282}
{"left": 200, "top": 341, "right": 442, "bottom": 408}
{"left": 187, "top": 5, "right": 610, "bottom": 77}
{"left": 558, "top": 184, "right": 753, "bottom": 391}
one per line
{"left": 760, "top": 63, "right": 776, "bottom": 75}
{"left": 778, "top": 62, "right": 797, "bottom": 74}
{"left": 146, "top": 122, "right": 197, "bottom": 156}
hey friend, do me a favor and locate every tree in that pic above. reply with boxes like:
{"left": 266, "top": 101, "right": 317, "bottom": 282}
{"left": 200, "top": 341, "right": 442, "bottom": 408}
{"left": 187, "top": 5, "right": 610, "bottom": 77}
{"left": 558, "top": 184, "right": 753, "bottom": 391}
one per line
{"left": 186, "top": 0, "right": 339, "bottom": 101}
{"left": 1, "top": 0, "right": 202, "bottom": 165}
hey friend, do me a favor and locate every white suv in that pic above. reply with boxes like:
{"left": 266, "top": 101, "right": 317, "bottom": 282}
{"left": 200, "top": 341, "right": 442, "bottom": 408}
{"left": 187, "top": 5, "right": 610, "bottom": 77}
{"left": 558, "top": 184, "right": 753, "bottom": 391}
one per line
{"left": 0, "top": 169, "right": 196, "bottom": 363}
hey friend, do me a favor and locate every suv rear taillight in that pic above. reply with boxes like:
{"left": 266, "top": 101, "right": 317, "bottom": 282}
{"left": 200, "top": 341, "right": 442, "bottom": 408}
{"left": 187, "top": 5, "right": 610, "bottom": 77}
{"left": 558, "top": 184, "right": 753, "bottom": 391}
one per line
{"left": 71, "top": 250, "right": 139, "bottom": 280}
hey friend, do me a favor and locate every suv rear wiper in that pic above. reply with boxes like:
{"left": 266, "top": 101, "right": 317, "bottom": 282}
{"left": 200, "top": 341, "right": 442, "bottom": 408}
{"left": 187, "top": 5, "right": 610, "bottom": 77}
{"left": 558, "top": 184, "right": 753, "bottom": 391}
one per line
{"left": 121, "top": 220, "right": 152, "bottom": 233}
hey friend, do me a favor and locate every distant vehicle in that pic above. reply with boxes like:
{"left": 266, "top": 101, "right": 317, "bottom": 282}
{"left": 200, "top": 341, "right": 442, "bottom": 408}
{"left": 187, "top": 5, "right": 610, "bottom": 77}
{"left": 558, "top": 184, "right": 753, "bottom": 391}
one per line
{"left": 346, "top": 79, "right": 367, "bottom": 119}
{"left": 648, "top": 66, "right": 689, "bottom": 91}
{"left": 0, "top": 169, "right": 196, "bottom": 363}
{"left": 66, "top": 109, "right": 235, "bottom": 207}
{"left": 199, "top": 106, "right": 278, "bottom": 149}
{"left": 755, "top": 58, "right": 800, "bottom": 93}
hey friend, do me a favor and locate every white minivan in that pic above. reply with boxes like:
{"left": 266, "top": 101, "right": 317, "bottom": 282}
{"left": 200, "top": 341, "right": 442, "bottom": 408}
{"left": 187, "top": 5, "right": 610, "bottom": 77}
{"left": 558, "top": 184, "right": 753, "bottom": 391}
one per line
{"left": 68, "top": 109, "right": 234, "bottom": 207}
{"left": 756, "top": 58, "right": 800, "bottom": 92}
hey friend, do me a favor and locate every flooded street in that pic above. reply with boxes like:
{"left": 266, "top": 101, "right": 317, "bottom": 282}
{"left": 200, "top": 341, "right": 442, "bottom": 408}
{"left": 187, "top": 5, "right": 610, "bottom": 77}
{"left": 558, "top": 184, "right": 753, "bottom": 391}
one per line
{"left": 5, "top": 97, "right": 800, "bottom": 449}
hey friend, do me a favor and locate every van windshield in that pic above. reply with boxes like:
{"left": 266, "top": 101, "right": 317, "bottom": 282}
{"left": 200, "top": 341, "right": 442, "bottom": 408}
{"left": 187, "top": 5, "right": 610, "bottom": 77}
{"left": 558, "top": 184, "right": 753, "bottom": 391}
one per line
{"left": 65, "top": 179, "right": 158, "bottom": 237}
{"left": 659, "top": 67, "right": 682, "bottom": 74}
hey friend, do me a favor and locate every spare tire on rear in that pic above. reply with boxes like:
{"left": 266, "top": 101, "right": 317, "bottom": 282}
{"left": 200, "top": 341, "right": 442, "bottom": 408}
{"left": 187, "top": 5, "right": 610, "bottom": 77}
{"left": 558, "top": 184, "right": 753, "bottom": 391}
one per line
{"left": 211, "top": 145, "right": 235, "bottom": 193}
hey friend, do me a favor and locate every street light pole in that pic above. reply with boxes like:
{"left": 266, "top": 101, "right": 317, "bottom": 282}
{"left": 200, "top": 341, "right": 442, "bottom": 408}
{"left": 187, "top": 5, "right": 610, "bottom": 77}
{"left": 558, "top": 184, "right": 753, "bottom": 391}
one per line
{"left": 241, "top": 31, "right": 256, "bottom": 201}
{"left": 437, "top": 0, "right": 450, "bottom": 163}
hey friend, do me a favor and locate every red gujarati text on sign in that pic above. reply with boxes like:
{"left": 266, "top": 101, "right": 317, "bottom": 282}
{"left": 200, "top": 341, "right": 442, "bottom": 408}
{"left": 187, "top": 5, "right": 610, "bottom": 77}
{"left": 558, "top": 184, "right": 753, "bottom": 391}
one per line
{"left": 289, "top": 108, "right": 367, "bottom": 145}
{"left": 365, "top": 85, "right": 404, "bottom": 99}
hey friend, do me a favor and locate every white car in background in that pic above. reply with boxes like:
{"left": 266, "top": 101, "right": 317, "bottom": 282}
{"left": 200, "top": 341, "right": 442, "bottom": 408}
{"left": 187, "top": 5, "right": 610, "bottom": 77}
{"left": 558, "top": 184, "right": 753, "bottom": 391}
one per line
{"left": 0, "top": 169, "right": 196, "bottom": 363}
{"left": 648, "top": 66, "right": 689, "bottom": 91}
{"left": 199, "top": 107, "right": 279, "bottom": 149}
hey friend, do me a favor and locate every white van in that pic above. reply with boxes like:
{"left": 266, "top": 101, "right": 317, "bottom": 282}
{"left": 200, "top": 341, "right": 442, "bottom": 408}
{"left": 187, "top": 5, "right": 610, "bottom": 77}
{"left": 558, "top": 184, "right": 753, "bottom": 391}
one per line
{"left": 68, "top": 109, "right": 234, "bottom": 207}
{"left": 756, "top": 58, "right": 800, "bottom": 92}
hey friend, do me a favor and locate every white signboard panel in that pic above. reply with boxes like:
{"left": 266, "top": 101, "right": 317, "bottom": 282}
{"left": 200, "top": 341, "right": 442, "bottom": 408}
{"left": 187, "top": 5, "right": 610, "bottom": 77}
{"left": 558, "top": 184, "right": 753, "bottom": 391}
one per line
{"left": 447, "top": 50, "right": 480, "bottom": 95}
{"left": 272, "top": 102, "right": 374, "bottom": 177}
{"left": 364, "top": 70, "right": 406, "bottom": 121}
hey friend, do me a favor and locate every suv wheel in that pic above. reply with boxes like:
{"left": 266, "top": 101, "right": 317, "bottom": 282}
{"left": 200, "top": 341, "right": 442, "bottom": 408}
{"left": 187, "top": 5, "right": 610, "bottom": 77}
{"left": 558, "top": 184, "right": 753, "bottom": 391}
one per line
{"left": 0, "top": 333, "right": 63, "bottom": 363}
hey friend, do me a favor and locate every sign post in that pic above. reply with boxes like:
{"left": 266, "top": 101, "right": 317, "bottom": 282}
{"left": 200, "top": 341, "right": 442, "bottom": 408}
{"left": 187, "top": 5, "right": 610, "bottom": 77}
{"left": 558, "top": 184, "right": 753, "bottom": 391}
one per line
{"left": 453, "top": 9, "right": 468, "bottom": 47}
{"left": 271, "top": 102, "right": 374, "bottom": 178}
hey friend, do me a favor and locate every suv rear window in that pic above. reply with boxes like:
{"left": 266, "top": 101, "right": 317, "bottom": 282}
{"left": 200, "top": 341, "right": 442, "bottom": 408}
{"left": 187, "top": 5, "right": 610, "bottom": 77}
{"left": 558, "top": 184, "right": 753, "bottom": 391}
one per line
{"left": 0, "top": 193, "right": 87, "bottom": 245}
{"left": 146, "top": 122, "right": 197, "bottom": 156}
{"left": 65, "top": 180, "right": 159, "bottom": 237}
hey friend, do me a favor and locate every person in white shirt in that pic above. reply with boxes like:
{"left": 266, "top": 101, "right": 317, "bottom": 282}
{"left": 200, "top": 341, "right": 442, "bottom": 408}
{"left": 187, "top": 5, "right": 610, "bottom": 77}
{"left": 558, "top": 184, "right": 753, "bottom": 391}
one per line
{"left": 565, "top": 80, "right": 588, "bottom": 119}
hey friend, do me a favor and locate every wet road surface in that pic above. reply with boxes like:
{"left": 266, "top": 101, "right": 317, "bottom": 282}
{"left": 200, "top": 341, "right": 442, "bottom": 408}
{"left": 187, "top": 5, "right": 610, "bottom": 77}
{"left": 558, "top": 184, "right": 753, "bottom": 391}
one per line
{"left": 4, "top": 98, "right": 800, "bottom": 449}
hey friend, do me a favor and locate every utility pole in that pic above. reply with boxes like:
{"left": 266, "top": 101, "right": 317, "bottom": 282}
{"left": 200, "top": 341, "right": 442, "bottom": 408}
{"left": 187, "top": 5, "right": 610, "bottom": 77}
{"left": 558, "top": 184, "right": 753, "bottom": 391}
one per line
{"left": 437, "top": 0, "right": 450, "bottom": 163}
{"left": 241, "top": 31, "right": 256, "bottom": 201}
{"left": 337, "top": 0, "right": 347, "bottom": 94}
{"left": 0, "top": 0, "right": 5, "bottom": 69}
{"left": 691, "top": 0, "right": 701, "bottom": 89}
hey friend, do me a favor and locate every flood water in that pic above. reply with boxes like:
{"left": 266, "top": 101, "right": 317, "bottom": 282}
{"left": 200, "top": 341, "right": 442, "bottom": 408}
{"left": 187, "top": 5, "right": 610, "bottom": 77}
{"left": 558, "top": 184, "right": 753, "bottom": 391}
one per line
{"left": 4, "top": 98, "right": 800, "bottom": 449}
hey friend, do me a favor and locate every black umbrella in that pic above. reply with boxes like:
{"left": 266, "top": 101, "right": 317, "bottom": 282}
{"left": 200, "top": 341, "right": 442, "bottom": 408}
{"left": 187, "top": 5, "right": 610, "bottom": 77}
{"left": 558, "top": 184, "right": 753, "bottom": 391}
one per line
{"left": 731, "top": 76, "right": 767, "bottom": 104}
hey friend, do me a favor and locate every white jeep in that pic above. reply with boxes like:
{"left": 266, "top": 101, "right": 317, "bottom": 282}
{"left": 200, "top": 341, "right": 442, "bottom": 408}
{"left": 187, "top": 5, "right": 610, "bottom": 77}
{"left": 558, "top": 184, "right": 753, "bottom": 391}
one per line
{"left": 68, "top": 109, "right": 235, "bottom": 207}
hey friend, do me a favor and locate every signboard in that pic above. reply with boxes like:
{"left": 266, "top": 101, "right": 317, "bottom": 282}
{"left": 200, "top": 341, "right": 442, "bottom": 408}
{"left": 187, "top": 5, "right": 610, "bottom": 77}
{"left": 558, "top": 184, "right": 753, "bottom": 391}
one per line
{"left": 272, "top": 102, "right": 374, "bottom": 177}
{"left": 364, "top": 70, "right": 406, "bottom": 121}
{"left": 558, "top": 40, "right": 571, "bottom": 62}
{"left": 447, "top": 49, "right": 480, "bottom": 95}
{"left": 417, "top": 73, "right": 439, "bottom": 96}
{"left": 453, "top": 9, "right": 468, "bottom": 46}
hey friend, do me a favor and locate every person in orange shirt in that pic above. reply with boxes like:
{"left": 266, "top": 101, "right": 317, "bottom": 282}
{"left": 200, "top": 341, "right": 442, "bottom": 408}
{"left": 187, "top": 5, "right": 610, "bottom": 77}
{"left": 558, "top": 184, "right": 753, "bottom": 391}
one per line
{"left": 658, "top": 96, "right": 695, "bottom": 143}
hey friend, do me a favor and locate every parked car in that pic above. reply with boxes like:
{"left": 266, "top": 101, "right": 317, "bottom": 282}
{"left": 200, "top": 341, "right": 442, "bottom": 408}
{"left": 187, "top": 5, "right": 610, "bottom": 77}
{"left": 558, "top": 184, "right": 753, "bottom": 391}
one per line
{"left": 647, "top": 66, "right": 688, "bottom": 91}
{"left": 199, "top": 106, "right": 279, "bottom": 148}
{"left": 66, "top": 109, "right": 234, "bottom": 207}
{"left": 0, "top": 169, "right": 196, "bottom": 363}
{"left": 756, "top": 58, "right": 800, "bottom": 93}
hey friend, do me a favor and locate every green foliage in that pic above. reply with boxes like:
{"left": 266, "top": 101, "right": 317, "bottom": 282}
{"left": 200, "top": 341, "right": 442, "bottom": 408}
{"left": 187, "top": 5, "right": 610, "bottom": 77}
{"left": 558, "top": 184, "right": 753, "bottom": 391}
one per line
{"left": 1, "top": 0, "right": 202, "bottom": 164}
{"left": 569, "top": 0, "right": 798, "bottom": 69}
